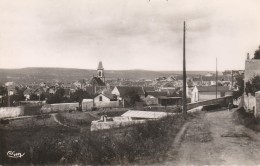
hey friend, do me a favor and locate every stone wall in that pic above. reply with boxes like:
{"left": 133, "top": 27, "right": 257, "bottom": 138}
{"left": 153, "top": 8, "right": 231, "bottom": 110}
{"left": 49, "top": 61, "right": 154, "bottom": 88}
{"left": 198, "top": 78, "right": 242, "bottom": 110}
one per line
{"left": 187, "top": 96, "right": 233, "bottom": 111}
{"left": 91, "top": 120, "right": 146, "bottom": 131}
{"left": 0, "top": 107, "right": 24, "bottom": 119}
{"left": 254, "top": 91, "right": 260, "bottom": 118}
{"left": 41, "top": 103, "right": 79, "bottom": 113}
{"left": 95, "top": 101, "right": 120, "bottom": 108}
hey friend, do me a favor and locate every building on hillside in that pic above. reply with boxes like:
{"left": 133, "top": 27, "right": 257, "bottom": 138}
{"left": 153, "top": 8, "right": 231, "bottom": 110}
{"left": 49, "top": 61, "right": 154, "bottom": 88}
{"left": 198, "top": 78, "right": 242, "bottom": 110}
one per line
{"left": 23, "top": 89, "right": 34, "bottom": 100}
{"left": 111, "top": 86, "right": 146, "bottom": 107}
{"left": 245, "top": 56, "right": 260, "bottom": 82}
{"left": 191, "top": 86, "right": 233, "bottom": 103}
{"left": 158, "top": 97, "right": 182, "bottom": 106}
{"left": 112, "top": 86, "right": 145, "bottom": 99}
{"left": 94, "top": 94, "right": 118, "bottom": 108}
{"left": 143, "top": 91, "right": 168, "bottom": 106}
{"left": 244, "top": 54, "right": 260, "bottom": 115}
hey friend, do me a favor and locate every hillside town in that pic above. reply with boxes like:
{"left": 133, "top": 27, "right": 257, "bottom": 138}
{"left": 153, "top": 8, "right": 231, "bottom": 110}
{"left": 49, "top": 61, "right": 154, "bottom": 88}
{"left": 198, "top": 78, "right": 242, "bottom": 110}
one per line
{"left": 0, "top": 61, "right": 244, "bottom": 110}
{"left": 1, "top": 0, "right": 260, "bottom": 165}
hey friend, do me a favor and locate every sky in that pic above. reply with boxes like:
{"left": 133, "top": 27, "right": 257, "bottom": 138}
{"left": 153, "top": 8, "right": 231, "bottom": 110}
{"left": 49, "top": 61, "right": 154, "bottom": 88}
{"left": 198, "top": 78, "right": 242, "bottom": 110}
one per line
{"left": 0, "top": 0, "right": 259, "bottom": 71}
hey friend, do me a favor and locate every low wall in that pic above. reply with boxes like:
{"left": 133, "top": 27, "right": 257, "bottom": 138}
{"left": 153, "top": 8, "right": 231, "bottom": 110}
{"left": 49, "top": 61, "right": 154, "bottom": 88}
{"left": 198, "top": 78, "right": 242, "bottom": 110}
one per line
{"left": 0, "top": 107, "right": 24, "bottom": 119}
{"left": 41, "top": 103, "right": 79, "bottom": 113}
{"left": 255, "top": 92, "right": 260, "bottom": 118}
{"left": 95, "top": 101, "right": 120, "bottom": 108}
{"left": 91, "top": 120, "right": 146, "bottom": 131}
{"left": 187, "top": 96, "right": 233, "bottom": 111}
{"left": 82, "top": 101, "right": 94, "bottom": 111}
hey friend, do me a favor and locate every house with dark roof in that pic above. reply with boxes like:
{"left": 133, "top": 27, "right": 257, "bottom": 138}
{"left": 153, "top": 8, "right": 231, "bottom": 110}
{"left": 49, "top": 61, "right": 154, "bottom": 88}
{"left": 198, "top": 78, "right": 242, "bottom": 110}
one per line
{"left": 112, "top": 86, "right": 145, "bottom": 99}
{"left": 143, "top": 91, "right": 168, "bottom": 106}
{"left": 191, "top": 85, "right": 233, "bottom": 103}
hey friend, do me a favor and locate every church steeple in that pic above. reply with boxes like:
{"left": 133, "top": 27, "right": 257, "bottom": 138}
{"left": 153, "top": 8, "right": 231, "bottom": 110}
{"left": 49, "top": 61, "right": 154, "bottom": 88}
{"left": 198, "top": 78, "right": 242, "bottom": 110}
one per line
{"left": 97, "top": 61, "right": 105, "bottom": 83}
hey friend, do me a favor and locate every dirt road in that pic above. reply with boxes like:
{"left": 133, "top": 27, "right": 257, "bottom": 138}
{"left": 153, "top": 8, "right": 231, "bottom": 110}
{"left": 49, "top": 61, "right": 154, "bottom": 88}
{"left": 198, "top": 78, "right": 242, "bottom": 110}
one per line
{"left": 163, "top": 109, "right": 260, "bottom": 165}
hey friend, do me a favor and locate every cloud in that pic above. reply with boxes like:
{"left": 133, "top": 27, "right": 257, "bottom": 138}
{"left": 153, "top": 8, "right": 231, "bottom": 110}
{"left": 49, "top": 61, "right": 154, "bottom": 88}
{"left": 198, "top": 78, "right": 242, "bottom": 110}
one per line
{"left": 0, "top": 0, "right": 259, "bottom": 71}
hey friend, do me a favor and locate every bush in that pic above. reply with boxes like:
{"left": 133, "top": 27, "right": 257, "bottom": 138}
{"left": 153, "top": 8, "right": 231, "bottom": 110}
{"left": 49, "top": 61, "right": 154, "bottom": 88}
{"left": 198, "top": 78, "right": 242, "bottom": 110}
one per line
{"left": 201, "top": 104, "right": 221, "bottom": 111}
{"left": 245, "top": 75, "right": 260, "bottom": 96}
{"left": 0, "top": 113, "right": 194, "bottom": 165}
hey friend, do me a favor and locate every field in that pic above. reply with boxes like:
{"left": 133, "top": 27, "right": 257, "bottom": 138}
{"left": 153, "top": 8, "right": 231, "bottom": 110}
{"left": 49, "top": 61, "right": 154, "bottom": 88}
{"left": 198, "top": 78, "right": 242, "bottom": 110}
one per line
{"left": 0, "top": 109, "right": 195, "bottom": 165}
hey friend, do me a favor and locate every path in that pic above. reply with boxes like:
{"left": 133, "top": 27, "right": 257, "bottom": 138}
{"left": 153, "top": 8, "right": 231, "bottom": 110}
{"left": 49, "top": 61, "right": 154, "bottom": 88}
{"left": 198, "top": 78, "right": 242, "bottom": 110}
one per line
{"left": 163, "top": 109, "right": 260, "bottom": 165}
{"left": 51, "top": 114, "right": 70, "bottom": 127}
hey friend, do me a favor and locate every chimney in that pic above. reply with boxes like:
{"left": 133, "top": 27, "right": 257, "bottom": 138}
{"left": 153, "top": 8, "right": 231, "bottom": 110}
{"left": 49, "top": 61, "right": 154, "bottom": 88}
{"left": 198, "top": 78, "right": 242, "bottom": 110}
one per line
{"left": 247, "top": 53, "right": 250, "bottom": 60}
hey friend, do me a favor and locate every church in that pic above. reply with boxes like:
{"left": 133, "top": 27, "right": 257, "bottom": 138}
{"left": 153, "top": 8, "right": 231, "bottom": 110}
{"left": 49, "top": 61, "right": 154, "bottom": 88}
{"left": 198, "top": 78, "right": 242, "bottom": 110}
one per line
{"left": 89, "top": 61, "right": 106, "bottom": 94}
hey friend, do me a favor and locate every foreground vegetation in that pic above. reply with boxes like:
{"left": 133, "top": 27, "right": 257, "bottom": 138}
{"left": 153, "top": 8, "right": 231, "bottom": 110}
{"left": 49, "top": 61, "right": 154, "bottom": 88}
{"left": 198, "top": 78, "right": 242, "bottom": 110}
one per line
{"left": 0, "top": 111, "right": 195, "bottom": 165}
{"left": 233, "top": 107, "right": 260, "bottom": 132}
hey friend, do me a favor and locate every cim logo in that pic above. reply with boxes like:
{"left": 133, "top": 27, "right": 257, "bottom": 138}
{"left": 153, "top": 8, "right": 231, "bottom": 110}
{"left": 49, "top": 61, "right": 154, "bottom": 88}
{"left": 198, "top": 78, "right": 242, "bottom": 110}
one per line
{"left": 7, "top": 151, "right": 25, "bottom": 159}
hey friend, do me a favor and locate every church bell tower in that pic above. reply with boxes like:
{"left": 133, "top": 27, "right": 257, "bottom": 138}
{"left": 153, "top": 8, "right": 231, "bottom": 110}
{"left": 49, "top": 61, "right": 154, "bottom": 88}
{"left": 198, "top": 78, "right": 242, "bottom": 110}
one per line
{"left": 97, "top": 61, "right": 105, "bottom": 83}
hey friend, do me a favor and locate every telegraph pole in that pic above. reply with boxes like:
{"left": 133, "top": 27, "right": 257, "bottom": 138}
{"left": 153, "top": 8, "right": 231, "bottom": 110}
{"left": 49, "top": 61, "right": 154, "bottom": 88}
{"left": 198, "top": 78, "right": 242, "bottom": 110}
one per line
{"left": 231, "top": 70, "right": 233, "bottom": 90}
{"left": 182, "top": 21, "right": 187, "bottom": 117}
{"left": 216, "top": 58, "right": 218, "bottom": 99}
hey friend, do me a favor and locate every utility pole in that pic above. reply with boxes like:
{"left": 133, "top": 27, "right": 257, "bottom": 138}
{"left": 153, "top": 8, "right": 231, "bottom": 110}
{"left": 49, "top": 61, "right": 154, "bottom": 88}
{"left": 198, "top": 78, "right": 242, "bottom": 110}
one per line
{"left": 231, "top": 70, "right": 233, "bottom": 90}
{"left": 216, "top": 58, "right": 218, "bottom": 99}
{"left": 7, "top": 86, "right": 10, "bottom": 107}
{"left": 182, "top": 21, "right": 187, "bottom": 117}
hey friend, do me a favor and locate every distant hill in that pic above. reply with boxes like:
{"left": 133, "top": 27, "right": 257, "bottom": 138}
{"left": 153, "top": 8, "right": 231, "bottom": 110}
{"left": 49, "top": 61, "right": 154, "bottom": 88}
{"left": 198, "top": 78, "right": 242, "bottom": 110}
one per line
{"left": 0, "top": 67, "right": 217, "bottom": 84}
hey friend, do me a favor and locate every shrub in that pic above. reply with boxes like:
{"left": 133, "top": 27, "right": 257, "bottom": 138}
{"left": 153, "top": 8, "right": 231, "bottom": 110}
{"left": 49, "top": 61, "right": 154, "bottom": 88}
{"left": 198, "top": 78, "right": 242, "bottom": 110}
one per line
{"left": 202, "top": 104, "right": 221, "bottom": 111}
{"left": 245, "top": 75, "right": 260, "bottom": 96}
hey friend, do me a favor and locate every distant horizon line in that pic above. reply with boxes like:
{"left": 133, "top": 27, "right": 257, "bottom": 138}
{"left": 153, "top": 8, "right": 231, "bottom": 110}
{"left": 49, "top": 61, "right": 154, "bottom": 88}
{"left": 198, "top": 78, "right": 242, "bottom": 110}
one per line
{"left": 0, "top": 66, "right": 244, "bottom": 72}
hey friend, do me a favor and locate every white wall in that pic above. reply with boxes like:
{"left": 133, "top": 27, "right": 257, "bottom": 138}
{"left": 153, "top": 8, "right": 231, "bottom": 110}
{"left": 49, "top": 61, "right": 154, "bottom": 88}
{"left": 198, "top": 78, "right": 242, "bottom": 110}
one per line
{"left": 111, "top": 87, "right": 120, "bottom": 96}
{"left": 245, "top": 59, "right": 260, "bottom": 82}
{"left": 41, "top": 103, "right": 79, "bottom": 113}
{"left": 94, "top": 94, "right": 120, "bottom": 108}
{"left": 0, "top": 107, "right": 24, "bottom": 119}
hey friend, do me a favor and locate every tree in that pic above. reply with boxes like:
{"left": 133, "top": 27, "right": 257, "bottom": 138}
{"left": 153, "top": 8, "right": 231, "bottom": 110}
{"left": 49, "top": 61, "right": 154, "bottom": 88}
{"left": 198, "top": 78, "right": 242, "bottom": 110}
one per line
{"left": 30, "top": 93, "right": 46, "bottom": 101}
{"left": 70, "top": 89, "right": 90, "bottom": 103}
{"left": 245, "top": 75, "right": 260, "bottom": 96}
{"left": 46, "top": 88, "right": 65, "bottom": 104}
{"left": 30, "top": 93, "right": 39, "bottom": 101}
{"left": 253, "top": 45, "right": 260, "bottom": 59}
{"left": 12, "top": 87, "right": 26, "bottom": 102}
{"left": 233, "top": 74, "right": 244, "bottom": 99}
{"left": 0, "top": 86, "right": 7, "bottom": 106}
{"left": 70, "top": 89, "right": 91, "bottom": 111}
{"left": 124, "top": 88, "right": 141, "bottom": 106}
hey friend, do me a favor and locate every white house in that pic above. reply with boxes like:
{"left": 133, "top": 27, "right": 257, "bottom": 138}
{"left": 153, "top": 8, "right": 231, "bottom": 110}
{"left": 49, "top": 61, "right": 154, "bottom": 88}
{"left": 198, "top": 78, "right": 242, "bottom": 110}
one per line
{"left": 191, "top": 86, "right": 233, "bottom": 103}
{"left": 94, "top": 94, "right": 119, "bottom": 108}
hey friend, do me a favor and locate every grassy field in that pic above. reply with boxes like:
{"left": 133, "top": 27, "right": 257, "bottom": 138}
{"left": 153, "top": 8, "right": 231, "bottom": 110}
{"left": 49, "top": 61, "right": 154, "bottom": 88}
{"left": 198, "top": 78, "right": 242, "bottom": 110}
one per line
{"left": 0, "top": 109, "right": 196, "bottom": 165}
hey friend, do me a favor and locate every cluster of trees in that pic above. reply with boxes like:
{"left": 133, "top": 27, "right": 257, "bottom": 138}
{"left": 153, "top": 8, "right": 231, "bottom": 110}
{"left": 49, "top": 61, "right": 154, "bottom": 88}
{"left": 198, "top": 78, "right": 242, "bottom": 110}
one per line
{"left": 124, "top": 88, "right": 141, "bottom": 107}
{"left": 0, "top": 85, "right": 95, "bottom": 107}
{"left": 253, "top": 45, "right": 260, "bottom": 59}
{"left": 245, "top": 75, "right": 260, "bottom": 96}
{"left": 46, "top": 88, "right": 92, "bottom": 104}
{"left": 0, "top": 86, "right": 26, "bottom": 107}
{"left": 233, "top": 74, "right": 244, "bottom": 100}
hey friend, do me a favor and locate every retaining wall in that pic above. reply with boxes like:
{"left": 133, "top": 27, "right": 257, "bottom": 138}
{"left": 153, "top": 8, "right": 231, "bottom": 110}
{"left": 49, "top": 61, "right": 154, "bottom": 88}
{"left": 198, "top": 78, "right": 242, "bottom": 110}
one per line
{"left": 255, "top": 92, "right": 260, "bottom": 118}
{"left": 41, "top": 103, "right": 79, "bottom": 113}
{"left": 187, "top": 96, "right": 233, "bottom": 110}
{"left": 0, "top": 107, "right": 24, "bottom": 119}
{"left": 91, "top": 120, "right": 146, "bottom": 131}
{"left": 94, "top": 101, "right": 120, "bottom": 108}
